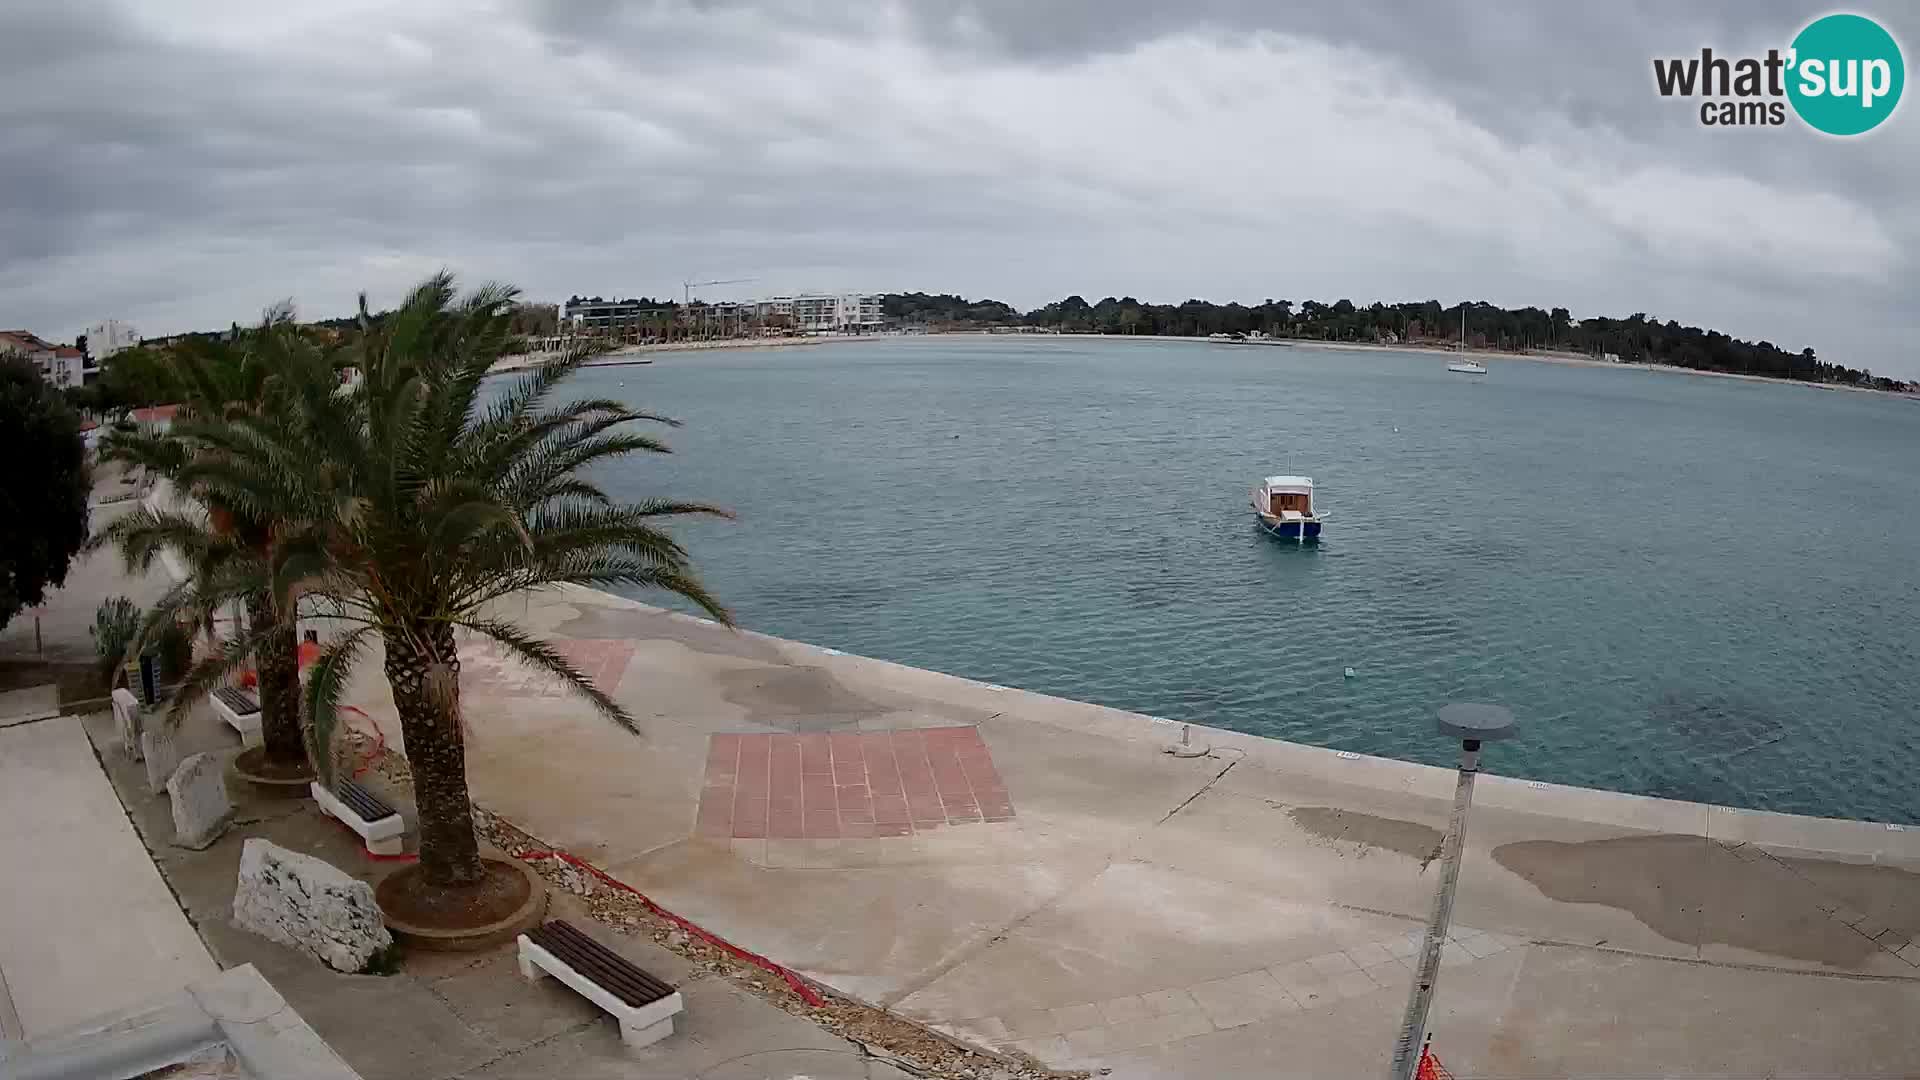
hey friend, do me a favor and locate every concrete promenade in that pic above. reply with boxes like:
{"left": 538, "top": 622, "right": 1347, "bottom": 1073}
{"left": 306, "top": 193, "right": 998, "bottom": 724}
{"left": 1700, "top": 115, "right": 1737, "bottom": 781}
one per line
{"left": 323, "top": 584, "right": 1920, "bottom": 1077}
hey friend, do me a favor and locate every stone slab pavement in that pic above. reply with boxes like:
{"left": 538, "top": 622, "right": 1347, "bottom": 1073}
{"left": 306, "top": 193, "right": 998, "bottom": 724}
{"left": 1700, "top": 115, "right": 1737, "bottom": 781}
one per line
{"left": 0, "top": 684, "right": 59, "bottom": 727}
{"left": 327, "top": 584, "right": 1920, "bottom": 1077}
{"left": 0, "top": 715, "right": 219, "bottom": 1040}
{"left": 77, "top": 705, "right": 922, "bottom": 1080}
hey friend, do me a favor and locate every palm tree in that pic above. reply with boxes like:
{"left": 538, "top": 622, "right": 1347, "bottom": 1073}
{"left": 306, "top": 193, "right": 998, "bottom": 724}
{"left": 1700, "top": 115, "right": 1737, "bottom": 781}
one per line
{"left": 179, "top": 273, "right": 729, "bottom": 911}
{"left": 94, "top": 312, "right": 316, "bottom": 780}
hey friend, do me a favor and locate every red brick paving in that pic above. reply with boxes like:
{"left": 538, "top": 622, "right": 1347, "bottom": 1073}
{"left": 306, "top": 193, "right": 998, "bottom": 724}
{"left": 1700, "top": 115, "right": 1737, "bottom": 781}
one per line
{"left": 696, "top": 727, "right": 1014, "bottom": 840}
{"left": 462, "top": 637, "right": 635, "bottom": 698}
{"left": 554, "top": 639, "right": 634, "bottom": 696}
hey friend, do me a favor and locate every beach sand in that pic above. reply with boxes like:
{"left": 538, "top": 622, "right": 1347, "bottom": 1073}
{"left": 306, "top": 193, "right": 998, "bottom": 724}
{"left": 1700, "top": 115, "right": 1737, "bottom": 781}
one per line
{"left": 490, "top": 333, "right": 893, "bottom": 373}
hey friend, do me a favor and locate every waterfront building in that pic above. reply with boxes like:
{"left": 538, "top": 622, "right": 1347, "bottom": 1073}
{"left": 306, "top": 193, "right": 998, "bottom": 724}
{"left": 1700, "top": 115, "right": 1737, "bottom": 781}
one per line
{"left": 561, "top": 297, "right": 676, "bottom": 332}
{"left": 752, "top": 293, "right": 883, "bottom": 333}
{"left": 562, "top": 292, "right": 885, "bottom": 336}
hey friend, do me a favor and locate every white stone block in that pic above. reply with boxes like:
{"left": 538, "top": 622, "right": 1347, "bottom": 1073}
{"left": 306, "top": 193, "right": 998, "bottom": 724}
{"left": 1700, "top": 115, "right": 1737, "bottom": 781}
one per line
{"left": 167, "top": 752, "right": 232, "bottom": 849}
{"left": 517, "top": 935, "right": 684, "bottom": 1051}
{"left": 141, "top": 726, "right": 182, "bottom": 794}
{"left": 232, "top": 838, "right": 394, "bottom": 973}
{"left": 113, "top": 687, "right": 143, "bottom": 761}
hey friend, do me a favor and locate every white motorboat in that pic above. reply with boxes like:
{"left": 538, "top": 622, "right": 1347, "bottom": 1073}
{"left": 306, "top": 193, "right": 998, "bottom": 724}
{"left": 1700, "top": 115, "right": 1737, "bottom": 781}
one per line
{"left": 1251, "top": 475, "right": 1323, "bottom": 542}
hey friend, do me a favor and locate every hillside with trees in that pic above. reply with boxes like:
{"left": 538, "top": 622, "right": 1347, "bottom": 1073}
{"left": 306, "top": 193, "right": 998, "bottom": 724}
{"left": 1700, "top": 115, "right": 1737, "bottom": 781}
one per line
{"left": 886, "top": 293, "right": 1902, "bottom": 391}
{"left": 883, "top": 292, "right": 1021, "bottom": 326}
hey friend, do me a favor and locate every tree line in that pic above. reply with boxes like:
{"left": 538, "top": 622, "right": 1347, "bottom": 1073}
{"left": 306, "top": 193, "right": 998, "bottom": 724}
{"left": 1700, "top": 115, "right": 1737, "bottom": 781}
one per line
{"left": 884, "top": 292, "right": 1905, "bottom": 390}
{"left": 70, "top": 291, "right": 1907, "bottom": 403}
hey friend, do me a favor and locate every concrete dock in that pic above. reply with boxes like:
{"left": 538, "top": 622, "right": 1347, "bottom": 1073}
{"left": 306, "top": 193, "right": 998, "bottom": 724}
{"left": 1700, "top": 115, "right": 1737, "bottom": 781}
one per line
{"left": 327, "top": 584, "right": 1920, "bottom": 1077}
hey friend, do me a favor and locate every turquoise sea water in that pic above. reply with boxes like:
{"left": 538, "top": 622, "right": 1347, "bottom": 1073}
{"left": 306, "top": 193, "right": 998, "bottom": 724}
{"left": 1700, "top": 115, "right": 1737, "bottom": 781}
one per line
{"left": 576, "top": 337, "right": 1920, "bottom": 824}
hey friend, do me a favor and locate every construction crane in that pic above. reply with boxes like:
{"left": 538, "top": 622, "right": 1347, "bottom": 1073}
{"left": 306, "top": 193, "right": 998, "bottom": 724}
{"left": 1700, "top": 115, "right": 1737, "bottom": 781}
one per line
{"left": 681, "top": 277, "right": 757, "bottom": 341}
{"left": 682, "top": 277, "right": 754, "bottom": 305}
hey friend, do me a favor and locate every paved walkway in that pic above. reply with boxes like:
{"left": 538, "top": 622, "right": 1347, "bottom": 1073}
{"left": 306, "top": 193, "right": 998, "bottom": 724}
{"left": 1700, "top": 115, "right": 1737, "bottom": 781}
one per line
{"left": 0, "top": 465, "right": 178, "bottom": 667}
{"left": 0, "top": 684, "right": 59, "bottom": 728}
{"left": 0, "top": 716, "right": 219, "bottom": 1040}
{"left": 327, "top": 584, "right": 1920, "bottom": 1077}
{"left": 77, "top": 705, "right": 927, "bottom": 1080}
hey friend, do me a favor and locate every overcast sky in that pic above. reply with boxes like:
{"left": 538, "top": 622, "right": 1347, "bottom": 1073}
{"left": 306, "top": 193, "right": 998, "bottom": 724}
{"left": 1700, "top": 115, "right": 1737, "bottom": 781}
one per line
{"left": 3, "top": 1, "right": 1915, "bottom": 374}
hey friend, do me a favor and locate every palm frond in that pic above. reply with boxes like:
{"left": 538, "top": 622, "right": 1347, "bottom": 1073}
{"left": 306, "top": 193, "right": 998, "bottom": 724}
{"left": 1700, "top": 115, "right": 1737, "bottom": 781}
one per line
{"left": 84, "top": 507, "right": 216, "bottom": 574}
{"left": 98, "top": 428, "right": 187, "bottom": 475}
{"left": 458, "top": 618, "right": 638, "bottom": 734}
{"left": 161, "top": 617, "right": 286, "bottom": 728}
{"left": 303, "top": 626, "right": 374, "bottom": 788}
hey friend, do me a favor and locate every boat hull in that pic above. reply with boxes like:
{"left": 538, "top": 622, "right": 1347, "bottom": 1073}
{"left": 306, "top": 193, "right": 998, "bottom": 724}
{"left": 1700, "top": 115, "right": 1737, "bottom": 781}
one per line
{"left": 1255, "top": 514, "right": 1322, "bottom": 540}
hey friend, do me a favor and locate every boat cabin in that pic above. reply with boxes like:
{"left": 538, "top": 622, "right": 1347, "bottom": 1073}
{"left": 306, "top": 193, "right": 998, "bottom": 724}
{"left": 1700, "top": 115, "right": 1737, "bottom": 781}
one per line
{"left": 1260, "top": 475, "right": 1314, "bottom": 517}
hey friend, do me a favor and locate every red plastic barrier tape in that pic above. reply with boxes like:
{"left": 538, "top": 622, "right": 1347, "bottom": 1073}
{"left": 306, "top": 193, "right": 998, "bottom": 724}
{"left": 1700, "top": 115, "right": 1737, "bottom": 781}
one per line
{"left": 514, "top": 847, "right": 824, "bottom": 1008}
{"left": 1418, "top": 1045, "right": 1455, "bottom": 1080}
{"left": 340, "top": 706, "right": 388, "bottom": 779}
{"left": 334, "top": 715, "right": 819, "bottom": 1006}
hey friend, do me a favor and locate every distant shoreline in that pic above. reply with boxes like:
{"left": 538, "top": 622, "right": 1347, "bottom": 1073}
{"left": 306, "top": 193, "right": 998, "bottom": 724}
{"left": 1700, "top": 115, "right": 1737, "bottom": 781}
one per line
{"left": 493, "top": 330, "right": 1911, "bottom": 398}
{"left": 1021, "top": 332, "right": 1911, "bottom": 397}
{"left": 1304, "top": 339, "right": 1909, "bottom": 396}
{"left": 490, "top": 333, "right": 890, "bottom": 372}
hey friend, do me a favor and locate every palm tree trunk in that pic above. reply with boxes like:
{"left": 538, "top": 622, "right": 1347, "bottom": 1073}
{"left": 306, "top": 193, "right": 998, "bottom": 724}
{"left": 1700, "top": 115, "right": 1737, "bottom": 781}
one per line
{"left": 382, "top": 621, "right": 485, "bottom": 887}
{"left": 246, "top": 592, "right": 308, "bottom": 770}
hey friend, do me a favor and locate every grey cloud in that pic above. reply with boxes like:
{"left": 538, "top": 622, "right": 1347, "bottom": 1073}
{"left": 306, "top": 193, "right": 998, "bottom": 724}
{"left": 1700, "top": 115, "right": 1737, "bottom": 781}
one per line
{"left": 1, "top": 0, "right": 1914, "bottom": 375}
{"left": 918, "top": 0, "right": 1918, "bottom": 201}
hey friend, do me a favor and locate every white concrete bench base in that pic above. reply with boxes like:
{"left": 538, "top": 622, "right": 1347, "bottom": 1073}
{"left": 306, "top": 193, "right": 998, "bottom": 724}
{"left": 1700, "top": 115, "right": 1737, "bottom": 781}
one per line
{"left": 517, "top": 936, "right": 685, "bottom": 1050}
{"left": 310, "top": 782, "right": 406, "bottom": 855}
{"left": 212, "top": 695, "right": 263, "bottom": 748}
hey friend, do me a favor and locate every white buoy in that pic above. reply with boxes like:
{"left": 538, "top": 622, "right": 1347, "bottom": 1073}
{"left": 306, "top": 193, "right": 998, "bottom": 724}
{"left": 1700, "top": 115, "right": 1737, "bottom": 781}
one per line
{"left": 1344, "top": 667, "right": 1357, "bottom": 679}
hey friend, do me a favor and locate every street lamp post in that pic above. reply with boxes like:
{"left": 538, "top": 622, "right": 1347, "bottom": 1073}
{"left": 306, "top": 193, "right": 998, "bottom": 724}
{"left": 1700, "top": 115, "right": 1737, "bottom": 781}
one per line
{"left": 1388, "top": 703, "right": 1518, "bottom": 1080}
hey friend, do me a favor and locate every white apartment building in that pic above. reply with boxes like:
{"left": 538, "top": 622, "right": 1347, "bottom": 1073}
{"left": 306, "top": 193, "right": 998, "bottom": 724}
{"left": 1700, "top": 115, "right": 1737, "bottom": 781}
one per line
{"left": 753, "top": 293, "right": 884, "bottom": 333}
{"left": 86, "top": 319, "right": 140, "bottom": 360}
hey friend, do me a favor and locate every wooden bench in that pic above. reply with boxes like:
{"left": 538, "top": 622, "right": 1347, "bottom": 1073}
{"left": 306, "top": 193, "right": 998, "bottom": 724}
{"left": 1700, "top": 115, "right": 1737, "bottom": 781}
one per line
{"left": 310, "top": 778, "right": 406, "bottom": 855}
{"left": 211, "top": 685, "right": 263, "bottom": 746}
{"left": 518, "top": 919, "right": 684, "bottom": 1050}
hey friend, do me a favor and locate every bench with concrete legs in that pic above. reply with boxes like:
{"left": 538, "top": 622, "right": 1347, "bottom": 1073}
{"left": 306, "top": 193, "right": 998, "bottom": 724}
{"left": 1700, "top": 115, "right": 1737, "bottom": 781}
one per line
{"left": 518, "top": 919, "right": 683, "bottom": 1050}
{"left": 310, "top": 779, "right": 406, "bottom": 855}
{"left": 210, "top": 686, "right": 262, "bottom": 746}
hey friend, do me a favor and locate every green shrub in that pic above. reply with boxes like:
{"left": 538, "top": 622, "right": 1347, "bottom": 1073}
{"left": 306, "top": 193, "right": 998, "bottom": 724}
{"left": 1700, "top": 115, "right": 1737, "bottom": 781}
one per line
{"left": 90, "top": 596, "right": 142, "bottom": 674}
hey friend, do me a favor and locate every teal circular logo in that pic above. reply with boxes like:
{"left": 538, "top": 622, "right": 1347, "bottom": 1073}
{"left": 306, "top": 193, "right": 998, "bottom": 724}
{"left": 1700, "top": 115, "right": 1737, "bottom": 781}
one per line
{"left": 1787, "top": 13, "right": 1904, "bottom": 135}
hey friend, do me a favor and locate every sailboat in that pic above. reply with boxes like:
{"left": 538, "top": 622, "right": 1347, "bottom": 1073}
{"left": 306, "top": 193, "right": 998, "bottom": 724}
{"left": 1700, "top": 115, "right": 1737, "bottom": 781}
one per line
{"left": 1445, "top": 306, "right": 1487, "bottom": 375}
